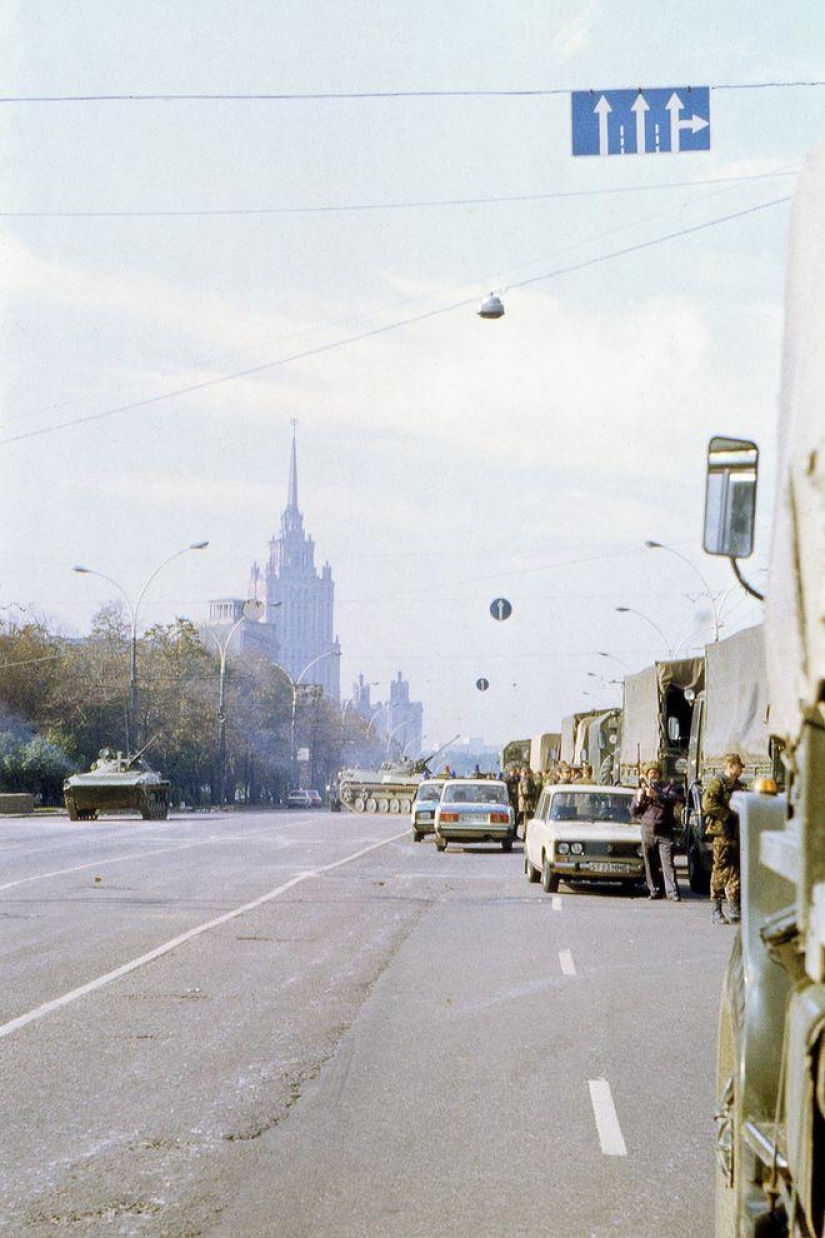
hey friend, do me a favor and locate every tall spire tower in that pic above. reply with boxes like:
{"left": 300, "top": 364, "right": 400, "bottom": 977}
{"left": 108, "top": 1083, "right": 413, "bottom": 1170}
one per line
{"left": 250, "top": 424, "right": 340, "bottom": 701}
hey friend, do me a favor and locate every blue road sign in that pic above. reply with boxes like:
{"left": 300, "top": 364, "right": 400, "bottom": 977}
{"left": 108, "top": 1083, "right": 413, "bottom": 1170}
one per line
{"left": 572, "top": 87, "right": 710, "bottom": 157}
{"left": 490, "top": 597, "right": 513, "bottom": 621}
{"left": 476, "top": 678, "right": 490, "bottom": 692}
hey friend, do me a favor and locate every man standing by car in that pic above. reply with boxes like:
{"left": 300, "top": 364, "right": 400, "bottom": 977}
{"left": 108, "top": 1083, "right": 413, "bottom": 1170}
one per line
{"left": 702, "top": 753, "right": 744, "bottom": 925}
{"left": 631, "top": 764, "right": 684, "bottom": 901}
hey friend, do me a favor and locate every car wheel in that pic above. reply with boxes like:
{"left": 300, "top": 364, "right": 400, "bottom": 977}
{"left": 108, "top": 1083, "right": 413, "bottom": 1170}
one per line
{"left": 541, "top": 856, "right": 560, "bottom": 894}
{"left": 435, "top": 836, "right": 447, "bottom": 852}
{"left": 501, "top": 837, "right": 513, "bottom": 852}
{"left": 413, "top": 830, "right": 423, "bottom": 842}
{"left": 525, "top": 853, "right": 540, "bottom": 883}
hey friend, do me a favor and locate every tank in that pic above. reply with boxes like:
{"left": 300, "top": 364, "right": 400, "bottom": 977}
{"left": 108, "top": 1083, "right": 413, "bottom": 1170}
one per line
{"left": 337, "top": 738, "right": 457, "bottom": 814}
{"left": 63, "top": 745, "right": 171, "bottom": 821}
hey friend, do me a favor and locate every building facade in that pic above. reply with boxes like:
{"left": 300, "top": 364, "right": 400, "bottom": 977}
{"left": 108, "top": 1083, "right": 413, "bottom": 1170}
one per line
{"left": 248, "top": 427, "right": 340, "bottom": 700}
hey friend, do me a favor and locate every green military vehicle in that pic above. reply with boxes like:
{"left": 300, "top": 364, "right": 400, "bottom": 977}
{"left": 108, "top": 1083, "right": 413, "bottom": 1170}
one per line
{"left": 63, "top": 745, "right": 171, "bottom": 821}
{"left": 617, "top": 658, "right": 704, "bottom": 786}
{"left": 683, "top": 624, "right": 784, "bottom": 893}
{"left": 706, "top": 140, "right": 824, "bottom": 1237}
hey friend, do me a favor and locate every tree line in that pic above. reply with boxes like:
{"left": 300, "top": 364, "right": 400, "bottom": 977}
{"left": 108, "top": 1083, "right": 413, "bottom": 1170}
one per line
{"left": 0, "top": 606, "right": 383, "bottom": 807}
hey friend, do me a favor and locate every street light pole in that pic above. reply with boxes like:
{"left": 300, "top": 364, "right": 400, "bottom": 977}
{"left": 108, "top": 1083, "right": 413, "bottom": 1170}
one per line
{"left": 268, "top": 650, "right": 341, "bottom": 790}
{"left": 615, "top": 606, "right": 674, "bottom": 657}
{"left": 73, "top": 541, "right": 209, "bottom": 751}
{"left": 644, "top": 540, "right": 722, "bottom": 641}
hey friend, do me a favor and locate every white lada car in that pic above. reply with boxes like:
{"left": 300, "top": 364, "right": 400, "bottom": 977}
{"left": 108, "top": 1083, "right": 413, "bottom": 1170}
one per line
{"left": 523, "top": 784, "right": 643, "bottom": 894}
{"left": 410, "top": 780, "right": 446, "bottom": 841}
{"left": 433, "top": 779, "right": 515, "bottom": 852}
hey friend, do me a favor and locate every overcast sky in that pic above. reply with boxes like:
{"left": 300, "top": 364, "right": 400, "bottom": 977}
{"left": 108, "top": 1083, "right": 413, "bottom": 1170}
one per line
{"left": 1, "top": 2, "right": 823, "bottom": 749}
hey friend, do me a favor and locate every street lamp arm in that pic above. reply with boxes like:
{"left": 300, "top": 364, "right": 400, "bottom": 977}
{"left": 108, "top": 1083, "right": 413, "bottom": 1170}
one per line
{"left": 645, "top": 540, "right": 721, "bottom": 640}
{"left": 615, "top": 606, "right": 673, "bottom": 655}
{"left": 134, "top": 542, "right": 209, "bottom": 626}
{"left": 72, "top": 566, "right": 136, "bottom": 629}
{"left": 295, "top": 648, "right": 340, "bottom": 686}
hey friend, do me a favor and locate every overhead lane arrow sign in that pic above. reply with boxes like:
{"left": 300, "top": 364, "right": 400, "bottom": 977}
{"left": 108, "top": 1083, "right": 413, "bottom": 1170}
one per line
{"left": 572, "top": 87, "right": 710, "bottom": 156}
{"left": 630, "top": 93, "right": 650, "bottom": 155}
{"left": 594, "top": 95, "right": 612, "bottom": 156}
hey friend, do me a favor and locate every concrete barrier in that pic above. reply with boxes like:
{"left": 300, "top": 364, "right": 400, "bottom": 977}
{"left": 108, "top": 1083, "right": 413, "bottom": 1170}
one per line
{"left": 0, "top": 793, "right": 35, "bottom": 815}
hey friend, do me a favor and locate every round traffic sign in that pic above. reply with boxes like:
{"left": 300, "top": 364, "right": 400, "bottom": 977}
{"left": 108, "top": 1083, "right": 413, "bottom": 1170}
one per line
{"left": 490, "top": 597, "right": 512, "bottom": 622}
{"left": 476, "top": 677, "right": 490, "bottom": 692}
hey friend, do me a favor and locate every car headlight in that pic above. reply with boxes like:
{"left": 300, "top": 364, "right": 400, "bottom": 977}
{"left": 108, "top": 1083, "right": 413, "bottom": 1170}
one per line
{"left": 557, "top": 842, "right": 570, "bottom": 855}
{"left": 570, "top": 842, "right": 584, "bottom": 855}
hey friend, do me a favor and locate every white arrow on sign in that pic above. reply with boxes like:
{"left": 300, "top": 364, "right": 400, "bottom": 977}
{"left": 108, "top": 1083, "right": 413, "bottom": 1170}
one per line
{"left": 665, "top": 92, "right": 710, "bottom": 152}
{"left": 594, "top": 95, "right": 612, "bottom": 156}
{"left": 630, "top": 93, "right": 650, "bottom": 154}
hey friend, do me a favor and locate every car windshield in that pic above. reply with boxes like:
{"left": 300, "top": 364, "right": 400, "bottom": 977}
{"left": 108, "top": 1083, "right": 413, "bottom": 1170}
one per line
{"left": 443, "top": 783, "right": 508, "bottom": 805}
{"left": 416, "top": 784, "right": 443, "bottom": 803}
{"left": 549, "top": 792, "right": 632, "bottom": 823}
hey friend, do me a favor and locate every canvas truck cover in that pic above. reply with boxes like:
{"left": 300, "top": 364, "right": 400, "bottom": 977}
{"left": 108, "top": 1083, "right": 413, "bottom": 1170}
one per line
{"left": 560, "top": 712, "right": 597, "bottom": 765}
{"left": 620, "top": 658, "right": 704, "bottom": 772}
{"left": 703, "top": 625, "right": 771, "bottom": 766}
{"left": 765, "top": 141, "right": 825, "bottom": 742}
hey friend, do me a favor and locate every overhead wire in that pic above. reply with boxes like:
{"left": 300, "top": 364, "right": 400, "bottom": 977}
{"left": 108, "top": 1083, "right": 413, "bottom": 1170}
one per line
{"left": 0, "top": 194, "right": 791, "bottom": 448}
{"left": 0, "top": 80, "right": 822, "bottom": 103}
{"left": 0, "top": 168, "right": 798, "bottom": 218}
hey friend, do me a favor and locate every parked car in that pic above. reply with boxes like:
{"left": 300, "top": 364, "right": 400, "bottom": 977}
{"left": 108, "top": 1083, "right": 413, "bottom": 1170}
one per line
{"left": 523, "top": 784, "right": 642, "bottom": 894}
{"left": 286, "top": 789, "right": 312, "bottom": 808}
{"left": 306, "top": 789, "right": 323, "bottom": 808}
{"left": 433, "top": 779, "right": 515, "bottom": 852}
{"left": 410, "top": 780, "right": 446, "bottom": 840}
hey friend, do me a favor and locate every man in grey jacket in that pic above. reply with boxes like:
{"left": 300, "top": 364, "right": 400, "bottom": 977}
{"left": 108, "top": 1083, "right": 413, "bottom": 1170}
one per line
{"left": 631, "top": 764, "right": 684, "bottom": 901}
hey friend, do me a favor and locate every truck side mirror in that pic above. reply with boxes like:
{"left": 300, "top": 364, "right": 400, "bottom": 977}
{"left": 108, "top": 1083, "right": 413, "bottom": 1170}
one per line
{"left": 703, "top": 436, "right": 759, "bottom": 559}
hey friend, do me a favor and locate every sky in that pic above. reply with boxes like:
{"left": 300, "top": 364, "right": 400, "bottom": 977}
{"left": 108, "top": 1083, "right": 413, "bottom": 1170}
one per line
{"left": 1, "top": 1, "right": 823, "bottom": 751}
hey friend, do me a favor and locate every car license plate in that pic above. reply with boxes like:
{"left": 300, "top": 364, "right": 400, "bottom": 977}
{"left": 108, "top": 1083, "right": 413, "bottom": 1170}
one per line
{"left": 464, "top": 813, "right": 487, "bottom": 823}
{"left": 589, "top": 861, "right": 632, "bottom": 873}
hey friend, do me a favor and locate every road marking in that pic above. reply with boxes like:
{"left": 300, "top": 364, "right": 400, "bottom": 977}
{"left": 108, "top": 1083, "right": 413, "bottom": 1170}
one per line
{"left": 551, "top": 896, "right": 562, "bottom": 911}
{"left": 0, "top": 828, "right": 409, "bottom": 1041}
{"left": 559, "top": 949, "right": 576, "bottom": 975}
{"left": 588, "top": 1079, "right": 628, "bottom": 1156}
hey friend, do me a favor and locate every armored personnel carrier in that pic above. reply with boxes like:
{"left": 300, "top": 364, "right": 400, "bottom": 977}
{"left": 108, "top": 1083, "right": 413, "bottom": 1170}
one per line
{"left": 337, "top": 738, "right": 457, "bottom": 814}
{"left": 63, "top": 745, "right": 171, "bottom": 821}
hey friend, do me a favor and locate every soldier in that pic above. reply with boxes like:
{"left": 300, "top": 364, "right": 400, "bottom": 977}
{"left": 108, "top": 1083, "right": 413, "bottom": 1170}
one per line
{"left": 505, "top": 765, "right": 520, "bottom": 817}
{"left": 702, "top": 752, "right": 744, "bottom": 925}
{"left": 518, "top": 765, "right": 537, "bottom": 833}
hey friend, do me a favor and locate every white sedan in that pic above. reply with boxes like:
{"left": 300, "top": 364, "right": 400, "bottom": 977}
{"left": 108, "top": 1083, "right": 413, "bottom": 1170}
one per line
{"left": 523, "top": 784, "right": 643, "bottom": 893}
{"left": 433, "top": 779, "right": 515, "bottom": 852}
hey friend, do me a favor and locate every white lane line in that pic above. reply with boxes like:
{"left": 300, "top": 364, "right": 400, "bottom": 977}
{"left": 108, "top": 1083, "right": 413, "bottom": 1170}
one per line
{"left": 0, "top": 828, "right": 409, "bottom": 1041}
{"left": 551, "top": 896, "right": 562, "bottom": 911}
{"left": 588, "top": 1079, "right": 628, "bottom": 1156}
{"left": 0, "top": 821, "right": 309, "bottom": 892}
{"left": 559, "top": 949, "right": 576, "bottom": 976}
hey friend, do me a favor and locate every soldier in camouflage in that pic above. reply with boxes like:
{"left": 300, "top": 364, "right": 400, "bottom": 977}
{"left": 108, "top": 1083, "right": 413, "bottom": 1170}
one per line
{"left": 701, "top": 753, "right": 744, "bottom": 925}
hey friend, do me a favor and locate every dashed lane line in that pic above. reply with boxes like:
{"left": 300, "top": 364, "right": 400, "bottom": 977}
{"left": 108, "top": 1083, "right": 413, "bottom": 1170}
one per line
{"left": 559, "top": 949, "right": 576, "bottom": 976}
{"left": 551, "top": 896, "right": 563, "bottom": 911}
{"left": 588, "top": 1078, "right": 628, "bottom": 1156}
{"left": 0, "top": 828, "right": 409, "bottom": 1041}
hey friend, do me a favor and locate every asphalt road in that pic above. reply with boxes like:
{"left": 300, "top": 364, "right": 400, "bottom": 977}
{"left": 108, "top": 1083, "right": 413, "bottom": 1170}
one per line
{"left": 0, "top": 809, "right": 731, "bottom": 1237}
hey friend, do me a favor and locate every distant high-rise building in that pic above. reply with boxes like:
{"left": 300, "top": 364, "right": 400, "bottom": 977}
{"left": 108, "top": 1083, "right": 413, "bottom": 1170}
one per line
{"left": 387, "top": 671, "right": 423, "bottom": 757}
{"left": 248, "top": 425, "right": 340, "bottom": 700}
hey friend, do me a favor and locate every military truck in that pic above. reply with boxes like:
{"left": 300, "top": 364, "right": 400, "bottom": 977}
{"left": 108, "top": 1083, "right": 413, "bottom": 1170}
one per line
{"left": 559, "top": 710, "right": 598, "bottom": 767}
{"left": 683, "top": 624, "right": 783, "bottom": 893}
{"left": 617, "top": 658, "right": 704, "bottom": 786}
{"left": 708, "top": 141, "right": 824, "bottom": 1237}
{"left": 577, "top": 708, "right": 621, "bottom": 783}
{"left": 63, "top": 745, "right": 171, "bottom": 821}
{"left": 529, "top": 731, "right": 561, "bottom": 775}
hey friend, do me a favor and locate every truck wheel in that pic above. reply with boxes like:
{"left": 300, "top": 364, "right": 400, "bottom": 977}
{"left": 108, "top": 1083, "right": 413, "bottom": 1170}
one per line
{"left": 688, "top": 842, "right": 710, "bottom": 894}
{"left": 353, "top": 796, "right": 365, "bottom": 812}
{"left": 400, "top": 798, "right": 412, "bottom": 814}
{"left": 389, "top": 798, "right": 401, "bottom": 814}
{"left": 377, "top": 797, "right": 390, "bottom": 813}
{"left": 366, "top": 798, "right": 378, "bottom": 813}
